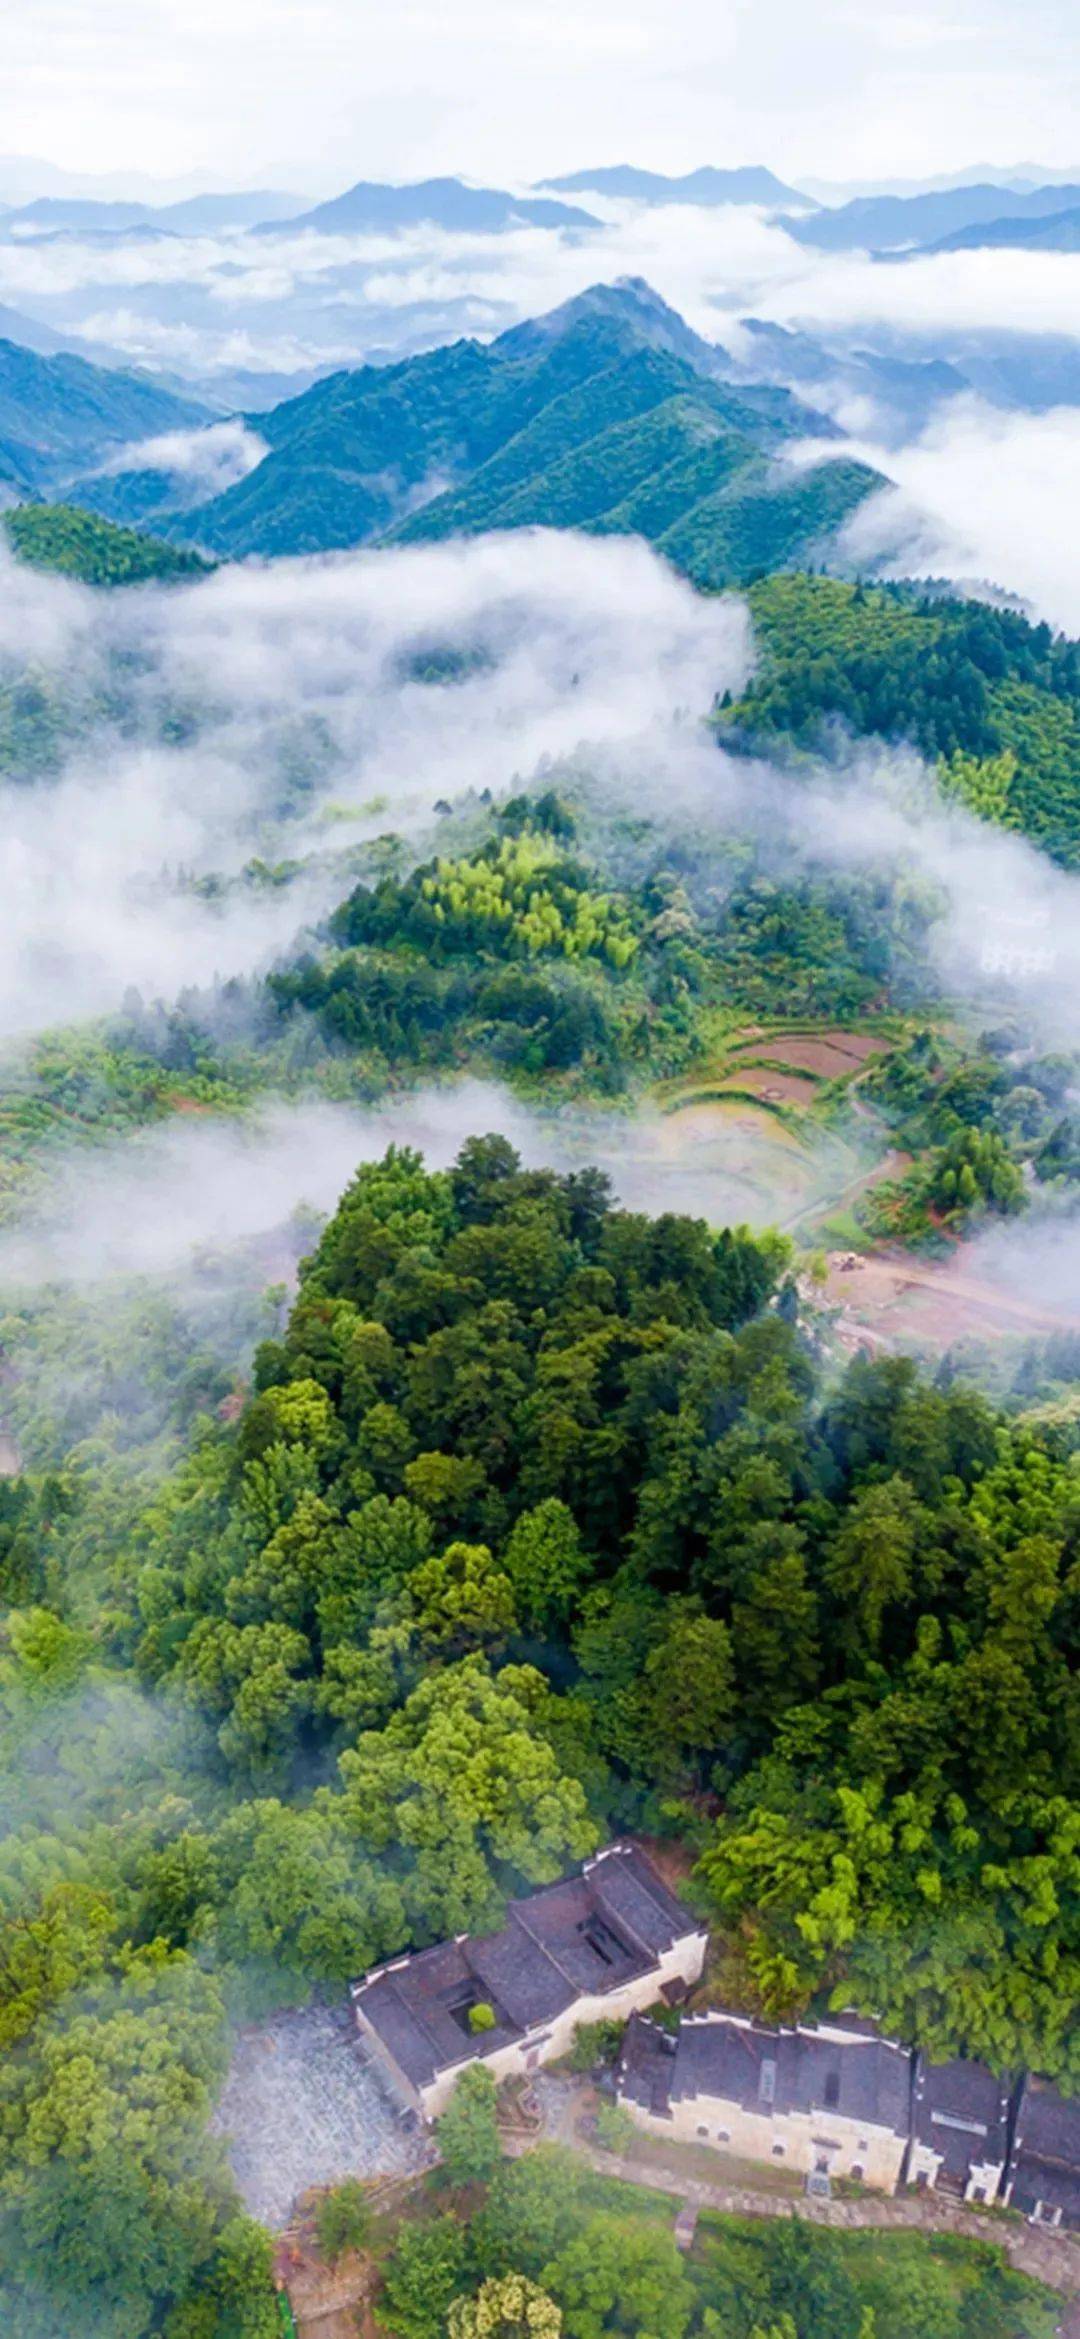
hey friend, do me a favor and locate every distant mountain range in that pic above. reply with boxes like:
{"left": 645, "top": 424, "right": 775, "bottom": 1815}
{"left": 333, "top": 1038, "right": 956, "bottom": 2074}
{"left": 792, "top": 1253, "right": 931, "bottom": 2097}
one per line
{"left": 850, "top": 325, "right": 1080, "bottom": 412}
{"left": 0, "top": 338, "right": 211, "bottom": 496}
{"left": 721, "top": 319, "right": 970, "bottom": 444}
{"left": 800, "top": 163, "right": 1080, "bottom": 202}
{"left": 537, "top": 164, "right": 810, "bottom": 208}
{"left": 917, "top": 204, "right": 1080, "bottom": 255}
{"left": 264, "top": 177, "right": 598, "bottom": 235}
{"left": 0, "top": 190, "right": 303, "bottom": 237}
{"left": 783, "top": 180, "right": 1080, "bottom": 251}
{"left": 71, "top": 278, "right": 881, "bottom": 586}
{"left": 5, "top": 166, "right": 1080, "bottom": 256}
{"left": 0, "top": 177, "right": 601, "bottom": 244}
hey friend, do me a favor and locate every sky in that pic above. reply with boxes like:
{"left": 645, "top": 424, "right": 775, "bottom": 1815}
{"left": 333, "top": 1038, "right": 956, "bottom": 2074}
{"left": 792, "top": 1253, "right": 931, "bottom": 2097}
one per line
{"left": 3, "top": 0, "right": 1079, "bottom": 196}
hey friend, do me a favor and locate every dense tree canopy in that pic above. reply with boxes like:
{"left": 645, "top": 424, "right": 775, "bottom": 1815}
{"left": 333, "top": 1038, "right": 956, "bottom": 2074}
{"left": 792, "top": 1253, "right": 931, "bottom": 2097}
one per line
{"left": 4, "top": 503, "right": 210, "bottom": 587}
{"left": 4, "top": 1131, "right": 1080, "bottom": 2333}
{"left": 724, "top": 575, "right": 1080, "bottom": 865}
{"left": 393, "top": 2145, "right": 1054, "bottom": 2339}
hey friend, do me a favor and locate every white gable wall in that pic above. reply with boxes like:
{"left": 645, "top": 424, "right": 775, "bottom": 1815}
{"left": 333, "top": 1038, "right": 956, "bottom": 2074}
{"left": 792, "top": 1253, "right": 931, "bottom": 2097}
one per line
{"left": 906, "top": 2132, "right": 1007, "bottom": 2203}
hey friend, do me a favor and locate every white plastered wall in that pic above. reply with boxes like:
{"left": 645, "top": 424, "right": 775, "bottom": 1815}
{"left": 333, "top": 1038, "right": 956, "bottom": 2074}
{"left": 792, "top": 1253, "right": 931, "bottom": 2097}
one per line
{"left": 622, "top": 2084, "right": 907, "bottom": 2194}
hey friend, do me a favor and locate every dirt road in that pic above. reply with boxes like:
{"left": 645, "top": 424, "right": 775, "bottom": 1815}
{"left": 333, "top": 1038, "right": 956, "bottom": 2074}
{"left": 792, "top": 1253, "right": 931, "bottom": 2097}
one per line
{"left": 823, "top": 1245, "right": 1080, "bottom": 1348}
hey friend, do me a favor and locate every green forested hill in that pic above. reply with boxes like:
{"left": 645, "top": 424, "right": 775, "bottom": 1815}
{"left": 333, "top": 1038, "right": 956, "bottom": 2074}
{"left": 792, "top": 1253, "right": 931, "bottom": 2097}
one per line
{"left": 725, "top": 573, "right": 1080, "bottom": 862}
{"left": 0, "top": 336, "right": 209, "bottom": 494}
{"left": 177, "top": 282, "right": 882, "bottom": 581}
{"left": 5, "top": 1126, "right": 1080, "bottom": 2335}
{"left": 4, "top": 502, "right": 211, "bottom": 585}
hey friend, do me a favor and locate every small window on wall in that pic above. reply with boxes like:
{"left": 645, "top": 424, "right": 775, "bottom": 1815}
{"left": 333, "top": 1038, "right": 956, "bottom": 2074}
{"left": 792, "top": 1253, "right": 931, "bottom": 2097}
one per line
{"left": 696, "top": 2125, "right": 708, "bottom": 2138}
{"left": 851, "top": 2164, "right": 864, "bottom": 2182}
{"left": 717, "top": 2129, "right": 730, "bottom": 2143}
{"left": 772, "top": 2143, "right": 785, "bottom": 2158}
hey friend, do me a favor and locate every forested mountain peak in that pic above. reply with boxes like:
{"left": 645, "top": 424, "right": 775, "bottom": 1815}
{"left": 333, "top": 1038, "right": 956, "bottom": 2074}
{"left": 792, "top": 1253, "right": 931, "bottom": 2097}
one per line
{"left": 493, "top": 275, "right": 727, "bottom": 373}
{"left": 155, "top": 279, "right": 881, "bottom": 578}
{"left": 2, "top": 500, "right": 211, "bottom": 584}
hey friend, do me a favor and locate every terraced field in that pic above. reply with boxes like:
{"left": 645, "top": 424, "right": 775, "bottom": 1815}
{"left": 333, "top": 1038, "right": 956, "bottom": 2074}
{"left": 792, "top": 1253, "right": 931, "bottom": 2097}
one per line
{"left": 654, "top": 1021, "right": 901, "bottom": 1233}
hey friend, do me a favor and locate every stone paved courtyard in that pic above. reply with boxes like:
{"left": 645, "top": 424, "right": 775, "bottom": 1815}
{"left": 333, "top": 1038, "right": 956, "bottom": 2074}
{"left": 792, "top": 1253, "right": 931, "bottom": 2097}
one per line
{"left": 212, "top": 2000, "right": 434, "bottom": 2229}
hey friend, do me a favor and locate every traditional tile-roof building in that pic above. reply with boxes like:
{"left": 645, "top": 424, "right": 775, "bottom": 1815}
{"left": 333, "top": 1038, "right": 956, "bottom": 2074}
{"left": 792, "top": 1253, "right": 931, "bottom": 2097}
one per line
{"left": 350, "top": 1843, "right": 1080, "bottom": 2213}
{"left": 351, "top": 1842, "right": 707, "bottom": 2120}
{"left": 1004, "top": 2076, "right": 1080, "bottom": 2231}
{"left": 906, "top": 2053, "right": 1012, "bottom": 2204}
{"left": 617, "top": 2008, "right": 911, "bottom": 2193}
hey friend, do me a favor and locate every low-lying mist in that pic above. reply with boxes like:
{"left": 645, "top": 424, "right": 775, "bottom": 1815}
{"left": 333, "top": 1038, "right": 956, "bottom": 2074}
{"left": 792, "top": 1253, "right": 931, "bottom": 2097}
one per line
{"left": 6, "top": 514, "right": 1080, "bottom": 1412}
{"left": 813, "top": 396, "right": 1080, "bottom": 632}
{"left": 0, "top": 1078, "right": 854, "bottom": 1294}
{"left": 7, "top": 201, "right": 1079, "bottom": 394}
{"left": 9, "top": 512, "right": 1080, "bottom": 1061}
{"left": 0, "top": 528, "right": 750, "bottom": 1041}
{"left": 0, "top": 1079, "right": 857, "bottom": 1475}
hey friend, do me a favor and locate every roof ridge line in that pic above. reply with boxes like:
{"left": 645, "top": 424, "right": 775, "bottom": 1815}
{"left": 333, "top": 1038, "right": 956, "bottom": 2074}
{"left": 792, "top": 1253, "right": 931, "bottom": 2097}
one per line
{"left": 507, "top": 1898, "right": 584, "bottom": 1990}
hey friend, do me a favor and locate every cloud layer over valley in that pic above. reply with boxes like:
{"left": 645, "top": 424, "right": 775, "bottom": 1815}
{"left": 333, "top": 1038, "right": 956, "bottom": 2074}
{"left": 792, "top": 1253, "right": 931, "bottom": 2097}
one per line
{"left": 831, "top": 398, "right": 1080, "bottom": 632}
{"left": 6, "top": 520, "right": 1080, "bottom": 1332}
{"left": 0, "top": 529, "right": 750, "bottom": 1041}
{"left": 5, "top": 200, "right": 1079, "bottom": 397}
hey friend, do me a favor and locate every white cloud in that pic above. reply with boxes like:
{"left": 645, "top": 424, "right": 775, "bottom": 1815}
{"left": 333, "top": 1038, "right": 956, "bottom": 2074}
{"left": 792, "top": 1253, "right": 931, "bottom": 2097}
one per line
{"left": 815, "top": 397, "right": 1080, "bottom": 631}
{"left": 756, "top": 245, "right": 1080, "bottom": 345}
{"left": 8, "top": 202, "right": 1075, "bottom": 405}
{"left": 73, "top": 308, "right": 357, "bottom": 375}
{"left": 96, "top": 418, "right": 268, "bottom": 488}
{"left": 0, "top": 529, "right": 750, "bottom": 1042}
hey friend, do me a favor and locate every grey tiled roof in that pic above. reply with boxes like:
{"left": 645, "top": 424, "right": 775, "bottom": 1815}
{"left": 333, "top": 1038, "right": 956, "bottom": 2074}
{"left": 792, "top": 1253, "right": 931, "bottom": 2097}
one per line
{"left": 912, "top": 2053, "right": 1011, "bottom": 2180}
{"left": 620, "top": 2011, "right": 910, "bottom": 2138}
{"left": 591, "top": 1852, "right": 692, "bottom": 1956}
{"left": 467, "top": 1920, "right": 571, "bottom": 2030}
{"left": 619, "top": 2012, "right": 682, "bottom": 2116}
{"left": 1010, "top": 2077, "right": 1080, "bottom": 2215}
{"left": 352, "top": 1842, "right": 702, "bottom": 2091}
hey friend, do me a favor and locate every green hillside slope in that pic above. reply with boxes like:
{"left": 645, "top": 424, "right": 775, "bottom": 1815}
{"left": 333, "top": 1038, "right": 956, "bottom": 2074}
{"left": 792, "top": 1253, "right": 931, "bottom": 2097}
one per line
{"left": 4, "top": 503, "right": 211, "bottom": 586}
{"left": 178, "top": 281, "right": 883, "bottom": 584}
{"left": 0, "top": 336, "right": 210, "bottom": 493}
{"left": 724, "top": 573, "right": 1080, "bottom": 862}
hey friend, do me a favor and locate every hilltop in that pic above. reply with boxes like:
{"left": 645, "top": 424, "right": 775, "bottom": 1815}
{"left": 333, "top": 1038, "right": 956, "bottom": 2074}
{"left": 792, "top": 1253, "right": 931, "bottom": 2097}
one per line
{"left": 918, "top": 202, "right": 1080, "bottom": 254}
{"left": 722, "top": 573, "right": 1080, "bottom": 864}
{"left": 267, "top": 175, "right": 598, "bottom": 234}
{"left": 3, "top": 501, "right": 210, "bottom": 584}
